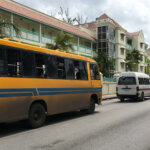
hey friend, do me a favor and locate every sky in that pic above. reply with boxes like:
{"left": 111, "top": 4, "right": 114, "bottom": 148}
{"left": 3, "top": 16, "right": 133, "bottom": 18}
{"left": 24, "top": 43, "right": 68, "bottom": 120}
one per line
{"left": 15, "top": 0, "right": 150, "bottom": 46}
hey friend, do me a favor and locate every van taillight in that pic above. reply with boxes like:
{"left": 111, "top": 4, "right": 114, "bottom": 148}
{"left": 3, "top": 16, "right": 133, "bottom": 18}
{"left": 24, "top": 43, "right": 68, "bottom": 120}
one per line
{"left": 136, "top": 86, "right": 139, "bottom": 92}
{"left": 116, "top": 87, "right": 118, "bottom": 92}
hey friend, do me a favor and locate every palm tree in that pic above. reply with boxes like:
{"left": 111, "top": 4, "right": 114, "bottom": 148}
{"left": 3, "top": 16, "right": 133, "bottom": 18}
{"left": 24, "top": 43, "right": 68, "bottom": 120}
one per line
{"left": 0, "top": 15, "right": 20, "bottom": 38}
{"left": 46, "top": 31, "right": 74, "bottom": 52}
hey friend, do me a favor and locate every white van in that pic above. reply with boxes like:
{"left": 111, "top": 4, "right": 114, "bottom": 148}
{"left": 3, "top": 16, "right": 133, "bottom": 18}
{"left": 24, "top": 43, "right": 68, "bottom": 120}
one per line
{"left": 116, "top": 72, "right": 150, "bottom": 101}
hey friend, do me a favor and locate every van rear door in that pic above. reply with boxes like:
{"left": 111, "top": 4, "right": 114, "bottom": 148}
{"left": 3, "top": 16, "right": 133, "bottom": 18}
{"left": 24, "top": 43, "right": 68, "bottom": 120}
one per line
{"left": 118, "top": 76, "right": 137, "bottom": 95}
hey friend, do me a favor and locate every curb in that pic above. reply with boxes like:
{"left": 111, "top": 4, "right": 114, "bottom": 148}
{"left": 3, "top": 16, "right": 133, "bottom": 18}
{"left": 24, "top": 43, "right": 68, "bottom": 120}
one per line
{"left": 102, "top": 96, "right": 117, "bottom": 100}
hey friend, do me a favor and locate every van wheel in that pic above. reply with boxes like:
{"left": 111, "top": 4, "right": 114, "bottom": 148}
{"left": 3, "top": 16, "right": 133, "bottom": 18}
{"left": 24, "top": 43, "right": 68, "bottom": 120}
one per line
{"left": 141, "top": 92, "right": 144, "bottom": 101}
{"left": 120, "top": 97, "right": 124, "bottom": 102}
{"left": 28, "top": 103, "right": 46, "bottom": 128}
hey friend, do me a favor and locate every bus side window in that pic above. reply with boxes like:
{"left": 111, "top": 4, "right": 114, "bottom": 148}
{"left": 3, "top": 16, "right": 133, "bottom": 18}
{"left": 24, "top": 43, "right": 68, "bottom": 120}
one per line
{"left": 57, "top": 57, "right": 66, "bottom": 79}
{"left": 21, "top": 51, "right": 35, "bottom": 77}
{"left": 46, "top": 55, "right": 58, "bottom": 79}
{"left": 35, "top": 54, "right": 46, "bottom": 78}
{"left": 90, "top": 64, "right": 100, "bottom": 80}
{"left": 6, "top": 47, "right": 22, "bottom": 77}
{"left": 65, "top": 59, "right": 75, "bottom": 80}
{"left": 74, "top": 61, "right": 88, "bottom": 80}
{"left": 0, "top": 46, "right": 7, "bottom": 76}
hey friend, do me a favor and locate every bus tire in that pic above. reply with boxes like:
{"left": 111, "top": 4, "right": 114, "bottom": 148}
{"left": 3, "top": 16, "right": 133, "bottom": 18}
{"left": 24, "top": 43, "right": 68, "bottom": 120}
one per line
{"left": 28, "top": 103, "right": 46, "bottom": 128}
{"left": 141, "top": 92, "right": 144, "bottom": 101}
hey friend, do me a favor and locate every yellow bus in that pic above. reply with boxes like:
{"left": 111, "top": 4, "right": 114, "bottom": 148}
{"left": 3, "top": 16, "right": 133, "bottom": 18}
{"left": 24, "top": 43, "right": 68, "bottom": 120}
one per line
{"left": 0, "top": 38, "right": 102, "bottom": 128}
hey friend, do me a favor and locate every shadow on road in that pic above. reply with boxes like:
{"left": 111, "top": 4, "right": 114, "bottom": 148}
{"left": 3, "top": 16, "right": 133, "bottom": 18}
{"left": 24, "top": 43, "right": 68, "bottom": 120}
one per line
{"left": 0, "top": 111, "right": 99, "bottom": 139}
{"left": 115, "top": 97, "right": 150, "bottom": 103}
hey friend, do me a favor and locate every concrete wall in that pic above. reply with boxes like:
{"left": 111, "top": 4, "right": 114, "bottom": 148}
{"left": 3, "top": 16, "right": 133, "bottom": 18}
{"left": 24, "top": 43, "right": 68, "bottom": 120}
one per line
{"left": 102, "top": 82, "right": 117, "bottom": 95}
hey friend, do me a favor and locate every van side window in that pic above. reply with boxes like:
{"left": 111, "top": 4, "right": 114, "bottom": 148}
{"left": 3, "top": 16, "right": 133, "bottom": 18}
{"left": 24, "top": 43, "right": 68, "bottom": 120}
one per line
{"left": 90, "top": 64, "right": 100, "bottom": 80}
{"left": 138, "top": 78, "right": 144, "bottom": 85}
{"left": 144, "top": 78, "right": 150, "bottom": 85}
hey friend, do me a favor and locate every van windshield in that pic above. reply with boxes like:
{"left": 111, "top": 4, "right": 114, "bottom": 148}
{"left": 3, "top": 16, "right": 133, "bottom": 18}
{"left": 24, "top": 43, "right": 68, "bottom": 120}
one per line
{"left": 118, "top": 77, "right": 136, "bottom": 85}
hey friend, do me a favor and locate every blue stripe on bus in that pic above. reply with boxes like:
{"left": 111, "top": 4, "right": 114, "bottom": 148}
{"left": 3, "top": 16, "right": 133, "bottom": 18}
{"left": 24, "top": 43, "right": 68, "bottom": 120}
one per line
{"left": 0, "top": 93, "right": 33, "bottom": 98}
{"left": 38, "top": 90, "right": 101, "bottom": 96}
{"left": 0, "top": 87, "right": 102, "bottom": 98}
{"left": 0, "top": 88, "right": 38, "bottom": 96}
{"left": 38, "top": 87, "right": 102, "bottom": 92}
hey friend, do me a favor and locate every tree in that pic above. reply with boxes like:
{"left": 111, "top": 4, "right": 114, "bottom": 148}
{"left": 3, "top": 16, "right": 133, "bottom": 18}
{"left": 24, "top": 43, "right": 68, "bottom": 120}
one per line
{"left": 145, "top": 56, "right": 150, "bottom": 75}
{"left": 75, "top": 14, "right": 88, "bottom": 25}
{"left": 56, "top": 7, "right": 88, "bottom": 25}
{"left": 0, "top": 14, "right": 20, "bottom": 38}
{"left": 46, "top": 31, "right": 74, "bottom": 51}
{"left": 58, "top": 7, "right": 76, "bottom": 25}
{"left": 126, "top": 49, "right": 143, "bottom": 71}
{"left": 94, "top": 51, "right": 114, "bottom": 77}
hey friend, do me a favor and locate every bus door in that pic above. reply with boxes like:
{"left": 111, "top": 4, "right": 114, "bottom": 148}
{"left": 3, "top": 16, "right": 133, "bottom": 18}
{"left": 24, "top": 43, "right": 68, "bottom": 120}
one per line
{"left": 90, "top": 64, "right": 102, "bottom": 103}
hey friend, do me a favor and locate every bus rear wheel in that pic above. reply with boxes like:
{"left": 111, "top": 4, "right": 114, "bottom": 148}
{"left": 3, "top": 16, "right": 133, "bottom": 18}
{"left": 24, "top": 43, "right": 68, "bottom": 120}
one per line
{"left": 28, "top": 103, "right": 46, "bottom": 128}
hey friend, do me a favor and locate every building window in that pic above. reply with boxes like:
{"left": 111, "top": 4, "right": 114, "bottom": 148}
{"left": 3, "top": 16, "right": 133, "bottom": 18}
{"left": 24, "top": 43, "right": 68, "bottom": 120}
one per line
{"left": 121, "top": 62, "right": 125, "bottom": 69}
{"left": 140, "top": 66, "right": 144, "bottom": 72}
{"left": 127, "top": 39, "right": 132, "bottom": 45}
{"left": 140, "top": 43, "right": 143, "bottom": 49}
{"left": 121, "top": 48, "right": 124, "bottom": 55}
{"left": 120, "top": 33, "right": 125, "bottom": 41}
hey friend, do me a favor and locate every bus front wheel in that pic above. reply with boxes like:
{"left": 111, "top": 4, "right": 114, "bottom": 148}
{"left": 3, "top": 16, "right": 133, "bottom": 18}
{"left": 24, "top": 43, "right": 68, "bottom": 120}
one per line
{"left": 28, "top": 103, "right": 46, "bottom": 128}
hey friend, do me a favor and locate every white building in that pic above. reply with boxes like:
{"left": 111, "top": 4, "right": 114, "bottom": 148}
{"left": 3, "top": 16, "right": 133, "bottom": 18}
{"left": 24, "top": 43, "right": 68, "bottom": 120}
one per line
{"left": 77, "top": 14, "right": 148, "bottom": 76}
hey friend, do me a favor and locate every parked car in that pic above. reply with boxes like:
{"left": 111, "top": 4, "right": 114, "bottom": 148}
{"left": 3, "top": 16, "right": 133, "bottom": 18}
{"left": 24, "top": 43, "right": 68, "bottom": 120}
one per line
{"left": 116, "top": 72, "right": 150, "bottom": 101}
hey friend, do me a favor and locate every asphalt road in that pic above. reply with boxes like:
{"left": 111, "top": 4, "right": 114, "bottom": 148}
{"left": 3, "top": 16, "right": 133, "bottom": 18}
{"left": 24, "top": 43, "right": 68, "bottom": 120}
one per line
{"left": 1, "top": 98, "right": 150, "bottom": 150}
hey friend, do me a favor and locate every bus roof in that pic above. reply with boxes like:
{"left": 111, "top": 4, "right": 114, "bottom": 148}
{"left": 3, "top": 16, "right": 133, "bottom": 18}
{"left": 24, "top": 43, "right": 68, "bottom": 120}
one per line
{"left": 0, "top": 38, "right": 96, "bottom": 63}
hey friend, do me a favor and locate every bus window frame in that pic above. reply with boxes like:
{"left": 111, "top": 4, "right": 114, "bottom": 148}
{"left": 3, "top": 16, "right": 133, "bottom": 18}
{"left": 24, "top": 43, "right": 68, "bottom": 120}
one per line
{"left": 0, "top": 44, "right": 90, "bottom": 80}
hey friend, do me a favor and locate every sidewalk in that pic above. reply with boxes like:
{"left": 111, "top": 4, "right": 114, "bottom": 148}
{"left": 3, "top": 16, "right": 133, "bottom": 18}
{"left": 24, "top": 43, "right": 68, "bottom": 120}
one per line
{"left": 102, "top": 94, "right": 117, "bottom": 100}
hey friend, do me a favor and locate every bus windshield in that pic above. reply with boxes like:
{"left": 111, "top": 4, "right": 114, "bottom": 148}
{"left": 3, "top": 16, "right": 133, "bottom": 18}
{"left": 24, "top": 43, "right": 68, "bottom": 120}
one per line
{"left": 118, "top": 77, "right": 136, "bottom": 85}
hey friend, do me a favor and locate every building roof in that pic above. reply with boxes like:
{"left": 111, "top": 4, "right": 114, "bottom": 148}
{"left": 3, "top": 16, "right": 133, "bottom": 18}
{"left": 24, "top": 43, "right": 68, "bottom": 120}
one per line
{"left": 77, "top": 13, "right": 123, "bottom": 31}
{"left": 0, "top": 0, "right": 95, "bottom": 41}
{"left": 76, "top": 22, "right": 96, "bottom": 31}
{"left": 96, "top": 13, "right": 122, "bottom": 28}
{"left": 77, "top": 13, "right": 141, "bottom": 38}
{"left": 147, "top": 48, "right": 150, "bottom": 51}
{"left": 126, "top": 31, "right": 140, "bottom": 36}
